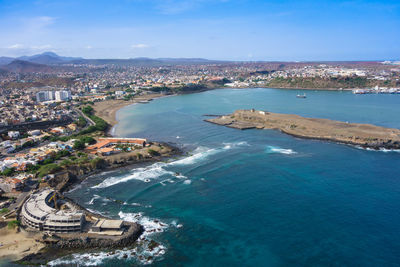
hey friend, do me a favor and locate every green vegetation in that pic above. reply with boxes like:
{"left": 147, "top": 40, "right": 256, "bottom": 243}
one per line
{"left": 76, "top": 116, "right": 87, "bottom": 128}
{"left": 90, "top": 157, "right": 106, "bottom": 169}
{"left": 73, "top": 139, "right": 86, "bottom": 150}
{"left": 7, "top": 220, "right": 20, "bottom": 229}
{"left": 81, "top": 105, "right": 94, "bottom": 115}
{"left": 0, "top": 208, "right": 10, "bottom": 214}
{"left": 37, "top": 163, "right": 62, "bottom": 178}
{"left": 0, "top": 167, "right": 15, "bottom": 177}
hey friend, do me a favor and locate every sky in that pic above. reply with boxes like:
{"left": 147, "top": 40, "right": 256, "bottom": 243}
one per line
{"left": 0, "top": 0, "right": 399, "bottom": 61}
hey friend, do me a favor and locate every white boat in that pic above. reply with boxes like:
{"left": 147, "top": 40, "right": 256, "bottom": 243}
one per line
{"left": 296, "top": 93, "right": 306, "bottom": 98}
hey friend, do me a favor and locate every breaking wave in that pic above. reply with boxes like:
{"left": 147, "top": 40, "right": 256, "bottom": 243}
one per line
{"left": 48, "top": 211, "right": 180, "bottom": 266}
{"left": 93, "top": 142, "right": 248, "bottom": 189}
{"left": 354, "top": 146, "right": 400, "bottom": 153}
{"left": 266, "top": 146, "right": 297, "bottom": 155}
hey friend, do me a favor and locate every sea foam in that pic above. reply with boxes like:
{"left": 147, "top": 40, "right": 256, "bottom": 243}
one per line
{"left": 48, "top": 211, "right": 179, "bottom": 266}
{"left": 266, "top": 146, "right": 297, "bottom": 155}
{"left": 92, "top": 142, "right": 247, "bottom": 189}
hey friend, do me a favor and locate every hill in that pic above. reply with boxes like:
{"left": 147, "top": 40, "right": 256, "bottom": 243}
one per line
{"left": 17, "top": 52, "right": 82, "bottom": 65}
{"left": 0, "top": 60, "right": 56, "bottom": 73}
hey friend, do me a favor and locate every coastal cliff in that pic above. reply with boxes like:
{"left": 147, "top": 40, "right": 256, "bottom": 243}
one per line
{"left": 205, "top": 109, "right": 400, "bottom": 150}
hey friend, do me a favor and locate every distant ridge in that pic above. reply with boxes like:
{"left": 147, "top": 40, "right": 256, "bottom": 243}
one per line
{"left": 0, "top": 52, "right": 227, "bottom": 67}
{"left": 17, "top": 52, "right": 83, "bottom": 65}
{"left": 0, "top": 59, "right": 56, "bottom": 73}
{"left": 0, "top": 56, "right": 14, "bottom": 65}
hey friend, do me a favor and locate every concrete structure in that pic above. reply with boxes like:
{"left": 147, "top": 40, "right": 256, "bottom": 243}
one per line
{"left": 55, "top": 90, "right": 72, "bottom": 101}
{"left": 0, "top": 178, "right": 23, "bottom": 193}
{"left": 36, "top": 91, "right": 55, "bottom": 102}
{"left": 21, "top": 189, "right": 85, "bottom": 233}
{"left": 90, "top": 219, "right": 124, "bottom": 236}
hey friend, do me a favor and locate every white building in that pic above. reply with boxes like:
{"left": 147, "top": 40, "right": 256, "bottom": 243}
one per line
{"left": 8, "top": 131, "right": 20, "bottom": 139}
{"left": 55, "top": 90, "right": 72, "bottom": 101}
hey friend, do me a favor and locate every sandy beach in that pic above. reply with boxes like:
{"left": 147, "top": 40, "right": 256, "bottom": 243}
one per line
{"left": 0, "top": 226, "right": 44, "bottom": 261}
{"left": 93, "top": 93, "right": 166, "bottom": 129}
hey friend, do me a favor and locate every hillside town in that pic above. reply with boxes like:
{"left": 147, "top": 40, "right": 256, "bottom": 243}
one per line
{"left": 0, "top": 54, "right": 400, "bottom": 264}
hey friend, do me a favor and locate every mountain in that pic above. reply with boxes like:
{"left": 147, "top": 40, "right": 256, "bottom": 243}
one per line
{"left": 0, "top": 56, "right": 14, "bottom": 65}
{"left": 0, "top": 60, "right": 56, "bottom": 73}
{"left": 0, "top": 52, "right": 227, "bottom": 67}
{"left": 17, "top": 52, "right": 83, "bottom": 65}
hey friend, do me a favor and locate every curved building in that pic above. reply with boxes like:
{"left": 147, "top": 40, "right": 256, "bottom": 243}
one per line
{"left": 21, "top": 189, "right": 84, "bottom": 233}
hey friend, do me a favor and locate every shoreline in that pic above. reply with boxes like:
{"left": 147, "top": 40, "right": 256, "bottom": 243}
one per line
{"left": 93, "top": 93, "right": 171, "bottom": 135}
{"left": 205, "top": 109, "right": 400, "bottom": 150}
{"left": 93, "top": 87, "right": 354, "bottom": 136}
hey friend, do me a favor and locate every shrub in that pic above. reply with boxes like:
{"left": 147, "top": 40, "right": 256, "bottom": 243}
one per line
{"left": 80, "top": 136, "right": 96, "bottom": 145}
{"left": 76, "top": 116, "right": 87, "bottom": 127}
{"left": 7, "top": 220, "right": 20, "bottom": 229}
{"left": 37, "top": 163, "right": 61, "bottom": 178}
{"left": 73, "top": 140, "right": 86, "bottom": 150}
{"left": 1, "top": 168, "right": 15, "bottom": 176}
{"left": 82, "top": 105, "right": 94, "bottom": 115}
{"left": 0, "top": 208, "right": 10, "bottom": 214}
{"left": 90, "top": 157, "right": 106, "bottom": 169}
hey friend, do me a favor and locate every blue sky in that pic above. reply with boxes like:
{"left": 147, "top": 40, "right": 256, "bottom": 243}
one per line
{"left": 0, "top": 0, "right": 399, "bottom": 60}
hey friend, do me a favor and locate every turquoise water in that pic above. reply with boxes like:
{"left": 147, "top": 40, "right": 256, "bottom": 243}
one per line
{"left": 61, "top": 88, "right": 400, "bottom": 266}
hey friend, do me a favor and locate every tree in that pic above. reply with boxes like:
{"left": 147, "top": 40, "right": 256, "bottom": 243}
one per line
{"left": 2, "top": 168, "right": 15, "bottom": 177}
{"left": 82, "top": 105, "right": 94, "bottom": 116}
{"left": 76, "top": 116, "right": 87, "bottom": 127}
{"left": 80, "top": 136, "right": 96, "bottom": 145}
{"left": 73, "top": 140, "right": 86, "bottom": 150}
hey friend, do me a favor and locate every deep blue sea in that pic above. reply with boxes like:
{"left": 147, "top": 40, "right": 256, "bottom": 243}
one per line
{"left": 54, "top": 88, "right": 400, "bottom": 266}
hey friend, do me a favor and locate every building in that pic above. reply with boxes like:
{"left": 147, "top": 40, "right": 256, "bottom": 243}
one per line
{"left": 90, "top": 219, "right": 124, "bottom": 235}
{"left": 21, "top": 190, "right": 85, "bottom": 233}
{"left": 0, "top": 178, "right": 23, "bottom": 193}
{"left": 36, "top": 91, "right": 55, "bottom": 102}
{"left": 86, "top": 138, "right": 147, "bottom": 154}
{"left": 55, "top": 90, "right": 72, "bottom": 101}
{"left": 8, "top": 131, "right": 20, "bottom": 139}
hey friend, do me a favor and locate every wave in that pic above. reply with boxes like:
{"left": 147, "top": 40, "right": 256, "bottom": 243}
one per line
{"left": 92, "top": 142, "right": 248, "bottom": 189}
{"left": 354, "top": 146, "right": 400, "bottom": 153}
{"left": 118, "top": 211, "right": 170, "bottom": 236}
{"left": 86, "top": 194, "right": 101, "bottom": 205}
{"left": 266, "top": 146, "right": 297, "bottom": 155}
{"left": 48, "top": 242, "right": 166, "bottom": 266}
{"left": 92, "top": 162, "right": 174, "bottom": 189}
{"left": 48, "top": 212, "right": 179, "bottom": 266}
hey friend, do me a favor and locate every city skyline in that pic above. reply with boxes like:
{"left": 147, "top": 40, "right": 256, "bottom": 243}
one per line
{"left": 0, "top": 0, "right": 399, "bottom": 61}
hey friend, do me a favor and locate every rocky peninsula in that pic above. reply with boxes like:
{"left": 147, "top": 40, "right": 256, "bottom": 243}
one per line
{"left": 206, "top": 109, "right": 400, "bottom": 150}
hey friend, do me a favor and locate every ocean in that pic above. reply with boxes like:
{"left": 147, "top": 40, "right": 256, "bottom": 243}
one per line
{"left": 53, "top": 88, "right": 400, "bottom": 266}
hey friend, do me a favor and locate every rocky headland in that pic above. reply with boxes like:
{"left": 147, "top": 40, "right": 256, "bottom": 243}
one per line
{"left": 205, "top": 109, "right": 400, "bottom": 150}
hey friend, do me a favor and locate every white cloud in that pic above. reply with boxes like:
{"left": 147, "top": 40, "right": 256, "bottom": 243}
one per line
{"left": 131, "top": 44, "right": 150, "bottom": 49}
{"left": 86, "top": 45, "right": 93, "bottom": 49}
{"left": 8, "top": 44, "right": 24, "bottom": 49}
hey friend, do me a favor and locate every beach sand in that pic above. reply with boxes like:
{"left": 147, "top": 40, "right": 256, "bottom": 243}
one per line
{"left": 0, "top": 227, "right": 44, "bottom": 261}
{"left": 93, "top": 93, "right": 166, "bottom": 128}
